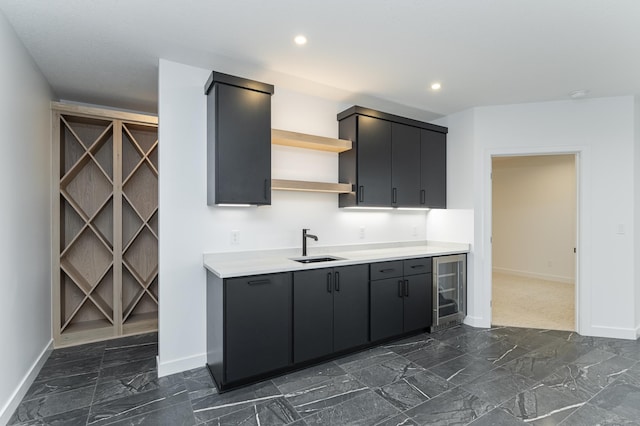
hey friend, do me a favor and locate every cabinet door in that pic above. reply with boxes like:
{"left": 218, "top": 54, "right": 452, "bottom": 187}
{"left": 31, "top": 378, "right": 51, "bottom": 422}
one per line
{"left": 357, "top": 115, "right": 392, "bottom": 206}
{"left": 333, "top": 264, "right": 369, "bottom": 353}
{"left": 225, "top": 273, "right": 291, "bottom": 382}
{"left": 392, "top": 123, "right": 421, "bottom": 207}
{"left": 370, "top": 278, "right": 404, "bottom": 341}
{"left": 420, "top": 129, "right": 446, "bottom": 208}
{"left": 403, "top": 273, "right": 432, "bottom": 332}
{"left": 213, "top": 83, "right": 271, "bottom": 205}
{"left": 293, "top": 268, "right": 334, "bottom": 363}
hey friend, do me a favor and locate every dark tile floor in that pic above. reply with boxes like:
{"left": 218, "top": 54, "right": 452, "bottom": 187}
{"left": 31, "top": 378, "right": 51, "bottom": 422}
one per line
{"left": 8, "top": 326, "right": 640, "bottom": 425}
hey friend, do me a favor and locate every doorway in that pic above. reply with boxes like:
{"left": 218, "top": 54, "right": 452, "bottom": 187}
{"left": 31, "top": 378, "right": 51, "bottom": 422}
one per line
{"left": 491, "top": 154, "right": 577, "bottom": 331}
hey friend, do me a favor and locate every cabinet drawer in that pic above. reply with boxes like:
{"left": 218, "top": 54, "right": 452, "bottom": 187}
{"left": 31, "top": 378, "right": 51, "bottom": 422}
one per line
{"left": 370, "top": 261, "right": 403, "bottom": 280}
{"left": 403, "top": 258, "right": 432, "bottom": 276}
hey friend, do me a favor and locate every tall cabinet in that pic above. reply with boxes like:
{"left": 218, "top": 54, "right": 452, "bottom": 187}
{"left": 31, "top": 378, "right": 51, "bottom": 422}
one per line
{"left": 52, "top": 103, "right": 159, "bottom": 347}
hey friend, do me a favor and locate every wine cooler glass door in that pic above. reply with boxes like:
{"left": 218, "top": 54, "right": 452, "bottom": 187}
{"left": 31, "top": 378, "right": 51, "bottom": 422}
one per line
{"left": 433, "top": 254, "right": 466, "bottom": 326}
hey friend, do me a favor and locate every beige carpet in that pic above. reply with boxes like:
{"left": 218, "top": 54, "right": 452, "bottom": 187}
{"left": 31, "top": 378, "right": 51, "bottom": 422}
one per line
{"left": 492, "top": 272, "right": 575, "bottom": 331}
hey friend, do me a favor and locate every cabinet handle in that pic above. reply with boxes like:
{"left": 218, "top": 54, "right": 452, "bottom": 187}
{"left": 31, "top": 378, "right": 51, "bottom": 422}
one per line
{"left": 359, "top": 186, "right": 364, "bottom": 202}
{"left": 248, "top": 279, "right": 270, "bottom": 286}
{"left": 392, "top": 188, "right": 397, "bottom": 204}
{"left": 420, "top": 189, "right": 426, "bottom": 205}
{"left": 334, "top": 271, "right": 340, "bottom": 292}
{"left": 327, "top": 272, "right": 332, "bottom": 293}
{"left": 264, "top": 179, "right": 269, "bottom": 200}
{"left": 404, "top": 279, "right": 409, "bottom": 297}
{"left": 411, "top": 265, "right": 425, "bottom": 269}
{"left": 380, "top": 268, "right": 396, "bottom": 274}
{"left": 398, "top": 280, "right": 404, "bottom": 298}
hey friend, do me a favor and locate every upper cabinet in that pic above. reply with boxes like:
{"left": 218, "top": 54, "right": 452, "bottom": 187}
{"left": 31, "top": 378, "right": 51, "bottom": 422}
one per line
{"left": 339, "top": 114, "right": 392, "bottom": 207}
{"left": 205, "top": 71, "right": 274, "bottom": 206}
{"left": 337, "top": 106, "right": 448, "bottom": 209}
{"left": 392, "top": 123, "right": 421, "bottom": 207}
{"left": 420, "top": 129, "right": 447, "bottom": 208}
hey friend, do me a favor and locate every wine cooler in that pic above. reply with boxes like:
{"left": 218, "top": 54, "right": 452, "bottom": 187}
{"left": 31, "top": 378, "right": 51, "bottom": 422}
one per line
{"left": 431, "top": 254, "right": 466, "bottom": 331}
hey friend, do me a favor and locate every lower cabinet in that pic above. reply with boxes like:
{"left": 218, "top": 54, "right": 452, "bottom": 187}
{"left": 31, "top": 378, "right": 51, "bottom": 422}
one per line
{"left": 403, "top": 258, "right": 433, "bottom": 332}
{"left": 206, "top": 256, "right": 437, "bottom": 392}
{"left": 293, "top": 264, "right": 369, "bottom": 363}
{"left": 370, "top": 275, "right": 404, "bottom": 341}
{"left": 207, "top": 271, "right": 292, "bottom": 389}
{"left": 370, "top": 258, "right": 432, "bottom": 341}
{"left": 225, "top": 273, "right": 292, "bottom": 382}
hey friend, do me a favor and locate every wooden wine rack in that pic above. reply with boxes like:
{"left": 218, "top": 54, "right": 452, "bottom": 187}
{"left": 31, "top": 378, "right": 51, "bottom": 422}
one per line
{"left": 52, "top": 103, "right": 158, "bottom": 347}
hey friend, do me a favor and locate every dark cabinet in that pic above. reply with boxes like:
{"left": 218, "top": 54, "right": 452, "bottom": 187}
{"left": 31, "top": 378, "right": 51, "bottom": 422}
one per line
{"left": 403, "top": 258, "right": 433, "bottom": 332}
{"left": 206, "top": 256, "right": 446, "bottom": 392}
{"left": 338, "top": 114, "right": 392, "bottom": 207}
{"left": 207, "top": 271, "right": 292, "bottom": 388}
{"left": 337, "top": 106, "right": 447, "bottom": 208}
{"left": 205, "top": 71, "right": 274, "bottom": 206}
{"left": 293, "top": 268, "right": 333, "bottom": 362}
{"left": 293, "top": 264, "right": 369, "bottom": 363}
{"left": 421, "top": 129, "right": 447, "bottom": 208}
{"left": 370, "top": 258, "right": 432, "bottom": 341}
{"left": 225, "top": 273, "right": 292, "bottom": 382}
{"left": 392, "top": 123, "right": 421, "bottom": 207}
{"left": 333, "top": 265, "right": 370, "bottom": 352}
{"left": 370, "top": 276, "right": 405, "bottom": 341}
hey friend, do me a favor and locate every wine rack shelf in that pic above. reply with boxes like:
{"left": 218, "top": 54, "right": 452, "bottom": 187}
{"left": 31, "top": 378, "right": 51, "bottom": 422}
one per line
{"left": 52, "top": 102, "right": 158, "bottom": 347}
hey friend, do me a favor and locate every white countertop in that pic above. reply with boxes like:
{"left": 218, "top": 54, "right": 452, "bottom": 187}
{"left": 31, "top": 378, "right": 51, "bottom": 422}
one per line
{"left": 203, "top": 241, "right": 469, "bottom": 278}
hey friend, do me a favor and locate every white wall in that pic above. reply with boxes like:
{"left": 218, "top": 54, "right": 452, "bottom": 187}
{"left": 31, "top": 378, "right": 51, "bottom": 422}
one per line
{"left": 434, "top": 109, "right": 475, "bottom": 210}
{"left": 492, "top": 155, "right": 576, "bottom": 282}
{"left": 0, "top": 11, "right": 53, "bottom": 423}
{"left": 157, "top": 59, "right": 430, "bottom": 376}
{"left": 435, "top": 96, "right": 637, "bottom": 338}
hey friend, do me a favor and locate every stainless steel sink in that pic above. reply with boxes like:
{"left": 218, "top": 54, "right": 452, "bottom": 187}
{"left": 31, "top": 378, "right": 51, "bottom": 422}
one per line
{"left": 291, "top": 255, "right": 344, "bottom": 264}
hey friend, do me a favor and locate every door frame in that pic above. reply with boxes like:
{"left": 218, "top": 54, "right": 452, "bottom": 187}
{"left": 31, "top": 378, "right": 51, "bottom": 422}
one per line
{"left": 482, "top": 146, "right": 587, "bottom": 334}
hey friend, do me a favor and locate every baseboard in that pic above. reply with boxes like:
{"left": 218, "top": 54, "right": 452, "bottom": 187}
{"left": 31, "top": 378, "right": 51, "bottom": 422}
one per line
{"left": 157, "top": 352, "right": 207, "bottom": 377}
{"left": 493, "top": 267, "right": 573, "bottom": 284}
{"left": 0, "top": 339, "right": 53, "bottom": 425}
{"left": 588, "top": 325, "right": 638, "bottom": 340}
{"left": 463, "top": 315, "right": 490, "bottom": 329}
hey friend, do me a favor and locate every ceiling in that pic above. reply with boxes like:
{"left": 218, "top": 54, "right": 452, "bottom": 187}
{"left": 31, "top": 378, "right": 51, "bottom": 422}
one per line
{"left": 1, "top": 0, "right": 639, "bottom": 120}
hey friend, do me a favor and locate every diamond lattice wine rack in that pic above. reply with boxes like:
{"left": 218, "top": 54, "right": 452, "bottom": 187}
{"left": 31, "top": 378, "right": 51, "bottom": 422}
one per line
{"left": 53, "top": 103, "right": 158, "bottom": 347}
{"left": 121, "top": 122, "right": 159, "bottom": 331}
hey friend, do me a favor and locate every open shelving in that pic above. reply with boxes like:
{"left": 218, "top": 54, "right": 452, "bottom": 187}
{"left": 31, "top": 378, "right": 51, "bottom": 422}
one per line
{"left": 271, "top": 129, "right": 354, "bottom": 194}
{"left": 53, "top": 103, "right": 158, "bottom": 347}
{"left": 271, "top": 179, "right": 353, "bottom": 193}
{"left": 271, "top": 129, "right": 351, "bottom": 153}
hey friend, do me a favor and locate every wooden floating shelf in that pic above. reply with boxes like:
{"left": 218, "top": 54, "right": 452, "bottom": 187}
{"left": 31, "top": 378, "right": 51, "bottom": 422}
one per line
{"left": 271, "top": 129, "right": 352, "bottom": 153}
{"left": 272, "top": 179, "right": 353, "bottom": 194}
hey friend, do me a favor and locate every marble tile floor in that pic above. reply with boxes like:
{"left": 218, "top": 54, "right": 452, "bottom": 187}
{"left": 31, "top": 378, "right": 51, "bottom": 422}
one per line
{"left": 8, "top": 326, "right": 640, "bottom": 425}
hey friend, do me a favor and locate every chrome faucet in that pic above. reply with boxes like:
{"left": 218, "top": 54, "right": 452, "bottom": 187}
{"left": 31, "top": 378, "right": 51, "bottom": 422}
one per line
{"left": 302, "top": 228, "right": 318, "bottom": 256}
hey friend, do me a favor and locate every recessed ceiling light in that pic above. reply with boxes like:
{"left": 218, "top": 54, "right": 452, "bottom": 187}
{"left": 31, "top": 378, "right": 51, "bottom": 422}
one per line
{"left": 431, "top": 82, "right": 442, "bottom": 91}
{"left": 294, "top": 35, "right": 307, "bottom": 46}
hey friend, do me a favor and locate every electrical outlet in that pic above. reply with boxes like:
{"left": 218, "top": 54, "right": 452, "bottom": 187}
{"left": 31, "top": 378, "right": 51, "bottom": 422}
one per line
{"left": 359, "top": 226, "right": 365, "bottom": 239}
{"left": 230, "top": 230, "right": 240, "bottom": 245}
{"left": 412, "top": 226, "right": 418, "bottom": 237}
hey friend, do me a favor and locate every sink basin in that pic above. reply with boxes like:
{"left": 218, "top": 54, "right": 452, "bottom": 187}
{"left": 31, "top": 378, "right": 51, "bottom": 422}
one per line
{"left": 292, "top": 255, "right": 344, "bottom": 264}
